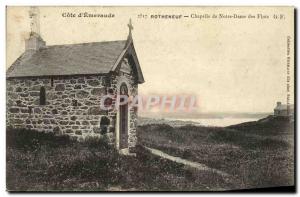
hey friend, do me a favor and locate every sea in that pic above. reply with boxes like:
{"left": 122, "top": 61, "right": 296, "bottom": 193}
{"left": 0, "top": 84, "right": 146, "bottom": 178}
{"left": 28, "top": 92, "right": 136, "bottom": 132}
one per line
{"left": 166, "top": 117, "right": 260, "bottom": 127}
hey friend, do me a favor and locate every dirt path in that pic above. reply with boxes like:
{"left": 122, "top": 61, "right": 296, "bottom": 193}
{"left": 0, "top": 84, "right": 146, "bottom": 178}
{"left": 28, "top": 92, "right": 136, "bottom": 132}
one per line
{"left": 145, "top": 146, "right": 229, "bottom": 177}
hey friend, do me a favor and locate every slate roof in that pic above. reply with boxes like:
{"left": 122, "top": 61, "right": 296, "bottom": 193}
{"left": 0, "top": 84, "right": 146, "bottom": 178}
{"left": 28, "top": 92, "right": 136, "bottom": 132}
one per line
{"left": 7, "top": 40, "right": 127, "bottom": 77}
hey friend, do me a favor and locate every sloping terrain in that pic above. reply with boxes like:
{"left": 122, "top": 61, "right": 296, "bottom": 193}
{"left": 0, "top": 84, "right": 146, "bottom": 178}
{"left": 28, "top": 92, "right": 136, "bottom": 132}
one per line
{"left": 6, "top": 116, "right": 294, "bottom": 191}
{"left": 7, "top": 128, "right": 230, "bottom": 191}
{"left": 138, "top": 116, "right": 294, "bottom": 190}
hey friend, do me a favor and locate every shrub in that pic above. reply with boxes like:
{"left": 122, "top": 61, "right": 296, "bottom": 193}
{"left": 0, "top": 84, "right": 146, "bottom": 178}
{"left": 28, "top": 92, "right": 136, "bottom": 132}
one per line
{"left": 6, "top": 127, "right": 73, "bottom": 151}
{"left": 80, "top": 135, "right": 112, "bottom": 151}
{"left": 208, "top": 129, "right": 289, "bottom": 150}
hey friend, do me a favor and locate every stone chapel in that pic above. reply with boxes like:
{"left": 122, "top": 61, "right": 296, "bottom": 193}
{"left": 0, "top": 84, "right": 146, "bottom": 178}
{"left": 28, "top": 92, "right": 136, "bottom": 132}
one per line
{"left": 6, "top": 8, "right": 144, "bottom": 152}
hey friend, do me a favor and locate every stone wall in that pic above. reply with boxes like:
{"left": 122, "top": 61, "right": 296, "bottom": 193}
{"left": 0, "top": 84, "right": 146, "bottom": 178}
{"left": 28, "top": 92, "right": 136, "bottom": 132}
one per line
{"left": 6, "top": 71, "right": 138, "bottom": 148}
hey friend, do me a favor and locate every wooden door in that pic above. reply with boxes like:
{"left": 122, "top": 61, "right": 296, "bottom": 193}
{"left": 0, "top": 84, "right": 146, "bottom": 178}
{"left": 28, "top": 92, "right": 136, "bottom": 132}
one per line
{"left": 119, "top": 84, "right": 128, "bottom": 149}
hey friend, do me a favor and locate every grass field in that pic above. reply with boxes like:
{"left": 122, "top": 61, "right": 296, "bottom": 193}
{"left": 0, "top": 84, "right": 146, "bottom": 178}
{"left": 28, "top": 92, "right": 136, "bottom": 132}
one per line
{"left": 138, "top": 116, "right": 294, "bottom": 190}
{"left": 7, "top": 128, "right": 230, "bottom": 191}
{"left": 6, "top": 115, "right": 294, "bottom": 191}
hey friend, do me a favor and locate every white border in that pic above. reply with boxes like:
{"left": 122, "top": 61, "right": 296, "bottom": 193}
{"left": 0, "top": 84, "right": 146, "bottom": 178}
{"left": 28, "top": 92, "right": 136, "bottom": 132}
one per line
{"left": 2, "top": 0, "right": 300, "bottom": 6}
{"left": 1, "top": 0, "right": 299, "bottom": 196}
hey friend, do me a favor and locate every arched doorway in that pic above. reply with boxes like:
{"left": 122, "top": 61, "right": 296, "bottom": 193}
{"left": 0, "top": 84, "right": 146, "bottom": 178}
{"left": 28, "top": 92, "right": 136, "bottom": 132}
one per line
{"left": 119, "top": 83, "right": 128, "bottom": 149}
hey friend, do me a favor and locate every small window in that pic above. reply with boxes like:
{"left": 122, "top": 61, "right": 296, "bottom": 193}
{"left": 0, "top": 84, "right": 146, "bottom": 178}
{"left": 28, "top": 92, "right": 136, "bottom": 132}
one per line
{"left": 51, "top": 78, "right": 54, "bottom": 87}
{"left": 120, "top": 83, "right": 128, "bottom": 95}
{"left": 40, "top": 87, "right": 46, "bottom": 105}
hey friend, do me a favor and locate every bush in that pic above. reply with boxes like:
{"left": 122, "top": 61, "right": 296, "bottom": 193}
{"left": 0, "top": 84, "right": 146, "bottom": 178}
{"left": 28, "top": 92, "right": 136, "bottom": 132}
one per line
{"left": 6, "top": 128, "right": 122, "bottom": 191}
{"left": 80, "top": 135, "right": 112, "bottom": 151}
{"left": 6, "top": 127, "right": 73, "bottom": 151}
{"left": 208, "top": 129, "right": 290, "bottom": 150}
{"left": 7, "top": 127, "right": 208, "bottom": 191}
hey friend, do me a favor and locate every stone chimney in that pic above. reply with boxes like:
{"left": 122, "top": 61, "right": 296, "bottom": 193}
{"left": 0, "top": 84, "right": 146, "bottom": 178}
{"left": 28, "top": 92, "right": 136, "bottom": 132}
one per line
{"left": 25, "top": 32, "right": 46, "bottom": 51}
{"left": 25, "top": 7, "right": 45, "bottom": 51}
{"left": 277, "top": 102, "right": 282, "bottom": 107}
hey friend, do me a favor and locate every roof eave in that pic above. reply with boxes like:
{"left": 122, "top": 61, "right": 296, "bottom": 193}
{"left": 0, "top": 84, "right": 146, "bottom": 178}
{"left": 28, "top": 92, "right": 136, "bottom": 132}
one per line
{"left": 6, "top": 72, "right": 110, "bottom": 79}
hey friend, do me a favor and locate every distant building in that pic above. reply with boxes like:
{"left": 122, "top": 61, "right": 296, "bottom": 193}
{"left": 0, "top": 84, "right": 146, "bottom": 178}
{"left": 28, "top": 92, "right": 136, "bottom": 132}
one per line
{"left": 274, "top": 102, "right": 294, "bottom": 117}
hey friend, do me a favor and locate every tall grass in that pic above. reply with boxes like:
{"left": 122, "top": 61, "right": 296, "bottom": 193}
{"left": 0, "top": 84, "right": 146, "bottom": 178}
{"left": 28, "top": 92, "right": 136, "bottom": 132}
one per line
{"left": 138, "top": 118, "right": 294, "bottom": 190}
{"left": 7, "top": 128, "right": 230, "bottom": 191}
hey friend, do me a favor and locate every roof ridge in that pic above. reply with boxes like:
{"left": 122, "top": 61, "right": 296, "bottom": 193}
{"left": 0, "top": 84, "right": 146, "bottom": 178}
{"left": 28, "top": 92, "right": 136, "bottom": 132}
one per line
{"left": 45, "top": 40, "right": 127, "bottom": 48}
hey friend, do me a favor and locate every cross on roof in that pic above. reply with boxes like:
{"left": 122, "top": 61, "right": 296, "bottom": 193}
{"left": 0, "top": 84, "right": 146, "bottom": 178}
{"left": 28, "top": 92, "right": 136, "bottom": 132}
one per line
{"left": 127, "top": 19, "right": 133, "bottom": 35}
{"left": 29, "top": 6, "right": 40, "bottom": 35}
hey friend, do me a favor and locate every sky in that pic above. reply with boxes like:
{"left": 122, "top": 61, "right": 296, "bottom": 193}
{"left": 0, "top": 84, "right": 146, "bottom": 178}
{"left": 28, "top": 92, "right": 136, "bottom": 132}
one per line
{"left": 6, "top": 6, "right": 294, "bottom": 113}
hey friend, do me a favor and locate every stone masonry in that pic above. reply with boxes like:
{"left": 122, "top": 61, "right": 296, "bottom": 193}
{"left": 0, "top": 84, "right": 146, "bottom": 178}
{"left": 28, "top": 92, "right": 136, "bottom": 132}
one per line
{"left": 6, "top": 69, "right": 138, "bottom": 148}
